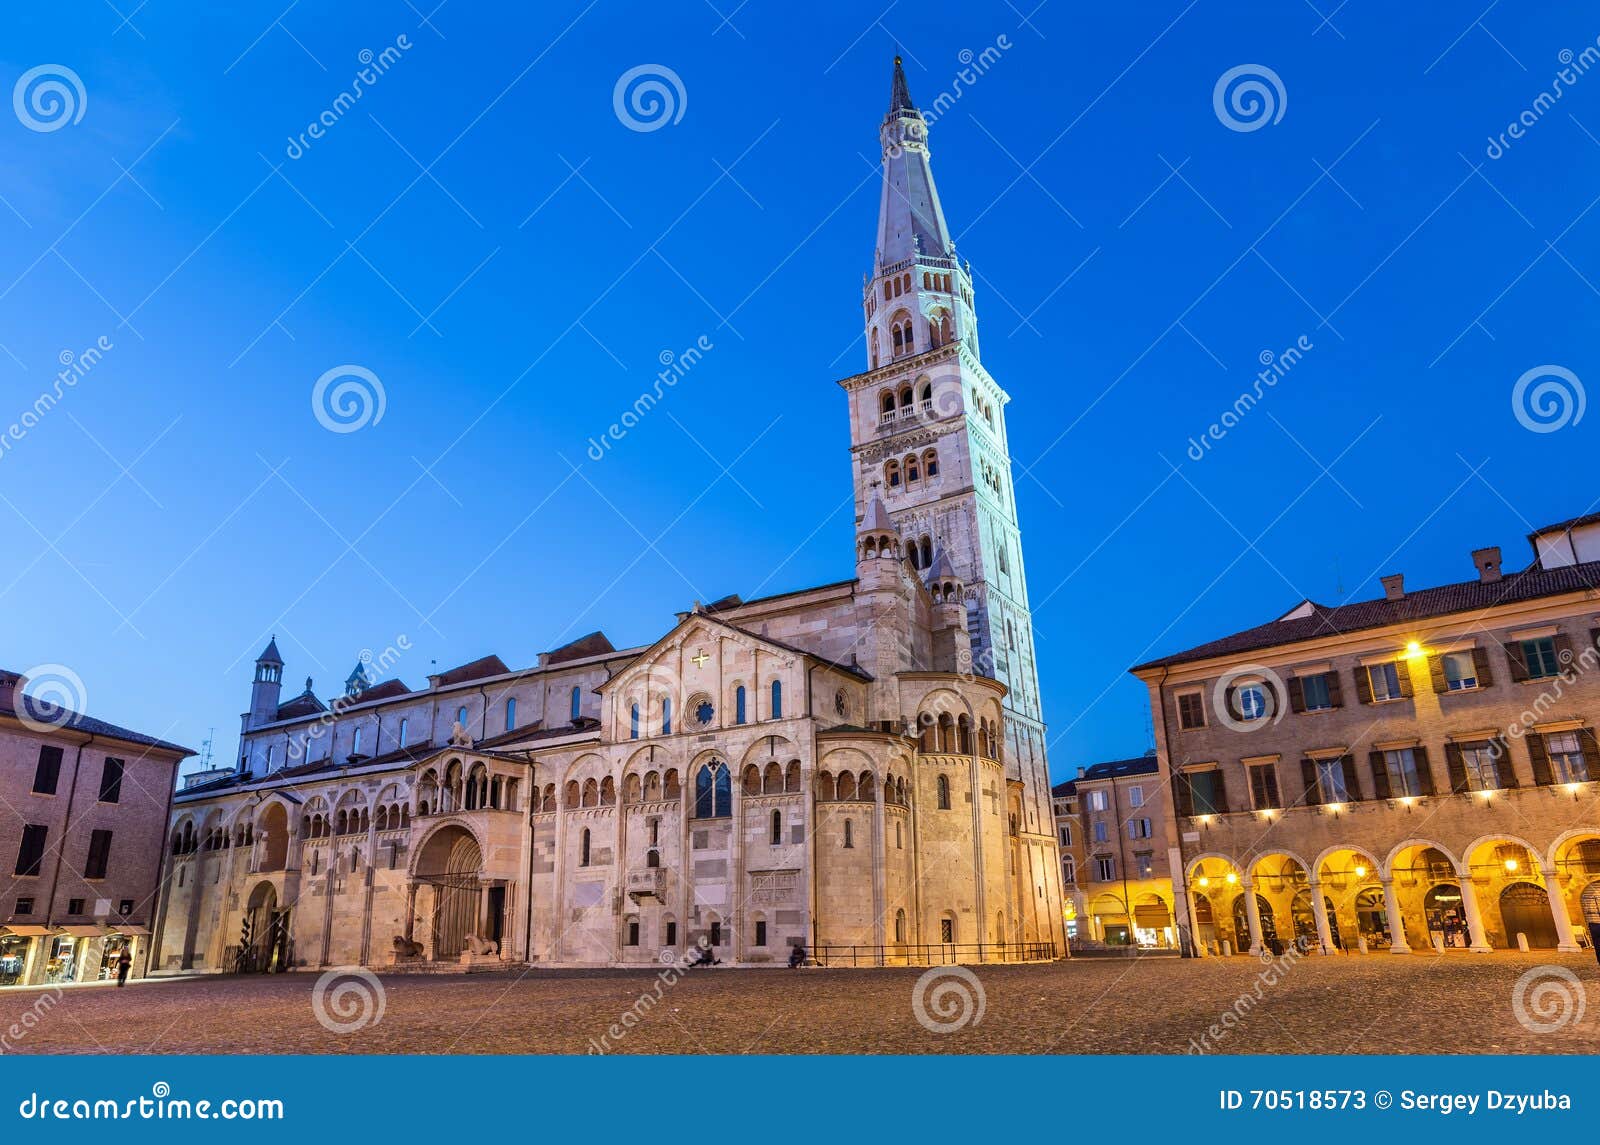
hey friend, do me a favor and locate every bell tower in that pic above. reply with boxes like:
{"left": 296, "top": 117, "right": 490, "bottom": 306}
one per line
{"left": 841, "top": 58, "right": 1053, "bottom": 838}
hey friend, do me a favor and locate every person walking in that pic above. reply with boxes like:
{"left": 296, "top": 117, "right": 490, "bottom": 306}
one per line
{"left": 115, "top": 948, "right": 132, "bottom": 987}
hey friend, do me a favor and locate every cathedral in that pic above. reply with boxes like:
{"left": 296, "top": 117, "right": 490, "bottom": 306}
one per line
{"left": 152, "top": 60, "right": 1067, "bottom": 973}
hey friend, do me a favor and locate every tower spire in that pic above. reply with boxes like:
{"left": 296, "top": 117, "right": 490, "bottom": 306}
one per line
{"left": 889, "top": 54, "right": 916, "bottom": 115}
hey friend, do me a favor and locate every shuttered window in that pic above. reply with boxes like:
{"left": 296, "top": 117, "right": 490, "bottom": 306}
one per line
{"left": 32, "top": 746, "right": 63, "bottom": 795}
{"left": 98, "top": 758, "right": 124, "bottom": 803}
{"left": 15, "top": 825, "right": 48, "bottom": 876}
{"left": 85, "top": 829, "right": 113, "bottom": 879}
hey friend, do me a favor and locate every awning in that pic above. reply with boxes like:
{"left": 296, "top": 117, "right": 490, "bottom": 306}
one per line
{"left": 58, "top": 925, "right": 109, "bottom": 938}
{"left": 1, "top": 925, "right": 55, "bottom": 937}
{"left": 112, "top": 925, "right": 151, "bottom": 937}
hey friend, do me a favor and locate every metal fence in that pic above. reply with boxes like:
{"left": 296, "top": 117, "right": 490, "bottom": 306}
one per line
{"left": 809, "top": 941, "right": 1056, "bottom": 967}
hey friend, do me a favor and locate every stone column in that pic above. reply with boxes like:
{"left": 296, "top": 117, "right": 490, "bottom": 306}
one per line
{"left": 1380, "top": 878, "right": 1410, "bottom": 953}
{"left": 1241, "top": 878, "right": 1264, "bottom": 956}
{"left": 1543, "top": 873, "right": 1581, "bottom": 953}
{"left": 1182, "top": 884, "right": 1206, "bottom": 958}
{"left": 1308, "top": 880, "right": 1335, "bottom": 953}
{"left": 1457, "top": 868, "right": 1492, "bottom": 952}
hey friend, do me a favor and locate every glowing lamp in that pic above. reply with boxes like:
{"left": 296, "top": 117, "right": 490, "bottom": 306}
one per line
{"left": 1225, "top": 871, "right": 1238, "bottom": 885}
{"left": 1354, "top": 865, "right": 1367, "bottom": 878}
{"left": 1198, "top": 877, "right": 1210, "bottom": 888}
{"left": 1504, "top": 858, "right": 1519, "bottom": 873}
{"left": 1405, "top": 641, "right": 1423, "bottom": 658}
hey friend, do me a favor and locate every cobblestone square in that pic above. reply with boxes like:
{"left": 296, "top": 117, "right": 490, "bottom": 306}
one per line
{"left": 0, "top": 952, "right": 1594, "bottom": 1055}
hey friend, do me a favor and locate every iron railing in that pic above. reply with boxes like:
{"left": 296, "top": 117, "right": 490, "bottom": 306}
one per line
{"left": 809, "top": 941, "right": 1055, "bottom": 967}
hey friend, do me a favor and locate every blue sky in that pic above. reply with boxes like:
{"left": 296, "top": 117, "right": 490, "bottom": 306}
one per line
{"left": 1, "top": 2, "right": 1596, "bottom": 778}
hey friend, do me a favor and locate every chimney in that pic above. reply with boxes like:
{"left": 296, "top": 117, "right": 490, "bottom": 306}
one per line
{"left": 1077, "top": 766, "right": 1086, "bottom": 779}
{"left": 1472, "top": 546, "right": 1502, "bottom": 583}
{"left": 1381, "top": 574, "right": 1405, "bottom": 601}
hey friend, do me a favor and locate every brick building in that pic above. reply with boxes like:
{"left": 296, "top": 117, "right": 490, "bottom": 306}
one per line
{"left": 0, "top": 669, "right": 192, "bottom": 986}
{"left": 1134, "top": 513, "right": 1600, "bottom": 958}
{"left": 1052, "top": 754, "right": 1176, "bottom": 949}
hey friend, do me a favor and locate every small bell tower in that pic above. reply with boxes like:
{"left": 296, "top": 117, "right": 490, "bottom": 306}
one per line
{"left": 247, "top": 636, "right": 284, "bottom": 731}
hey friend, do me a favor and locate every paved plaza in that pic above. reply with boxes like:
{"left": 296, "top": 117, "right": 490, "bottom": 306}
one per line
{"left": 1, "top": 952, "right": 1595, "bottom": 1055}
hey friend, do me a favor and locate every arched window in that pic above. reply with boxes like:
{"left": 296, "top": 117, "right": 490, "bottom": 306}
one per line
{"left": 937, "top": 774, "right": 951, "bottom": 810}
{"left": 770, "top": 809, "right": 782, "bottom": 845}
{"left": 662, "top": 698, "right": 672, "bottom": 735}
{"left": 505, "top": 698, "right": 517, "bottom": 731}
{"left": 352, "top": 727, "right": 362, "bottom": 756}
{"left": 694, "top": 761, "right": 732, "bottom": 818}
{"left": 398, "top": 718, "right": 408, "bottom": 747}
{"left": 457, "top": 705, "right": 468, "bottom": 729}
{"left": 919, "top": 536, "right": 932, "bottom": 568}
{"left": 886, "top": 459, "right": 901, "bottom": 488}
{"left": 735, "top": 686, "right": 746, "bottom": 725}
{"left": 895, "top": 908, "right": 906, "bottom": 943}
{"left": 770, "top": 680, "right": 782, "bottom": 719}
{"left": 646, "top": 848, "right": 660, "bottom": 868}
{"left": 630, "top": 703, "right": 640, "bottom": 739}
{"left": 924, "top": 449, "right": 939, "bottom": 477}
{"left": 843, "top": 819, "right": 854, "bottom": 848}
{"left": 880, "top": 391, "right": 896, "bottom": 417}
{"left": 905, "top": 455, "right": 919, "bottom": 482}
{"left": 570, "top": 686, "right": 581, "bottom": 722}
{"left": 580, "top": 828, "right": 591, "bottom": 867}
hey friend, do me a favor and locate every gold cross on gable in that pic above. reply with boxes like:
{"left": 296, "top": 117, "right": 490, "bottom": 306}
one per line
{"left": 690, "top": 649, "right": 711, "bottom": 668}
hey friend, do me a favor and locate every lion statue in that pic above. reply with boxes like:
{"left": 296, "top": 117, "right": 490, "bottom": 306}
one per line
{"left": 463, "top": 933, "right": 499, "bottom": 956}
{"left": 392, "top": 935, "right": 425, "bottom": 958}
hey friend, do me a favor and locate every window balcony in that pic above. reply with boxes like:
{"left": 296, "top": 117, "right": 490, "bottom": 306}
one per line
{"left": 626, "top": 868, "right": 665, "bottom": 902}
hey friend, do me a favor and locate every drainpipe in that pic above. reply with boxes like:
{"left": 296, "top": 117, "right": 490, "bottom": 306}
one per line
{"left": 45, "top": 734, "right": 94, "bottom": 927}
{"left": 1155, "top": 665, "right": 1195, "bottom": 958}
